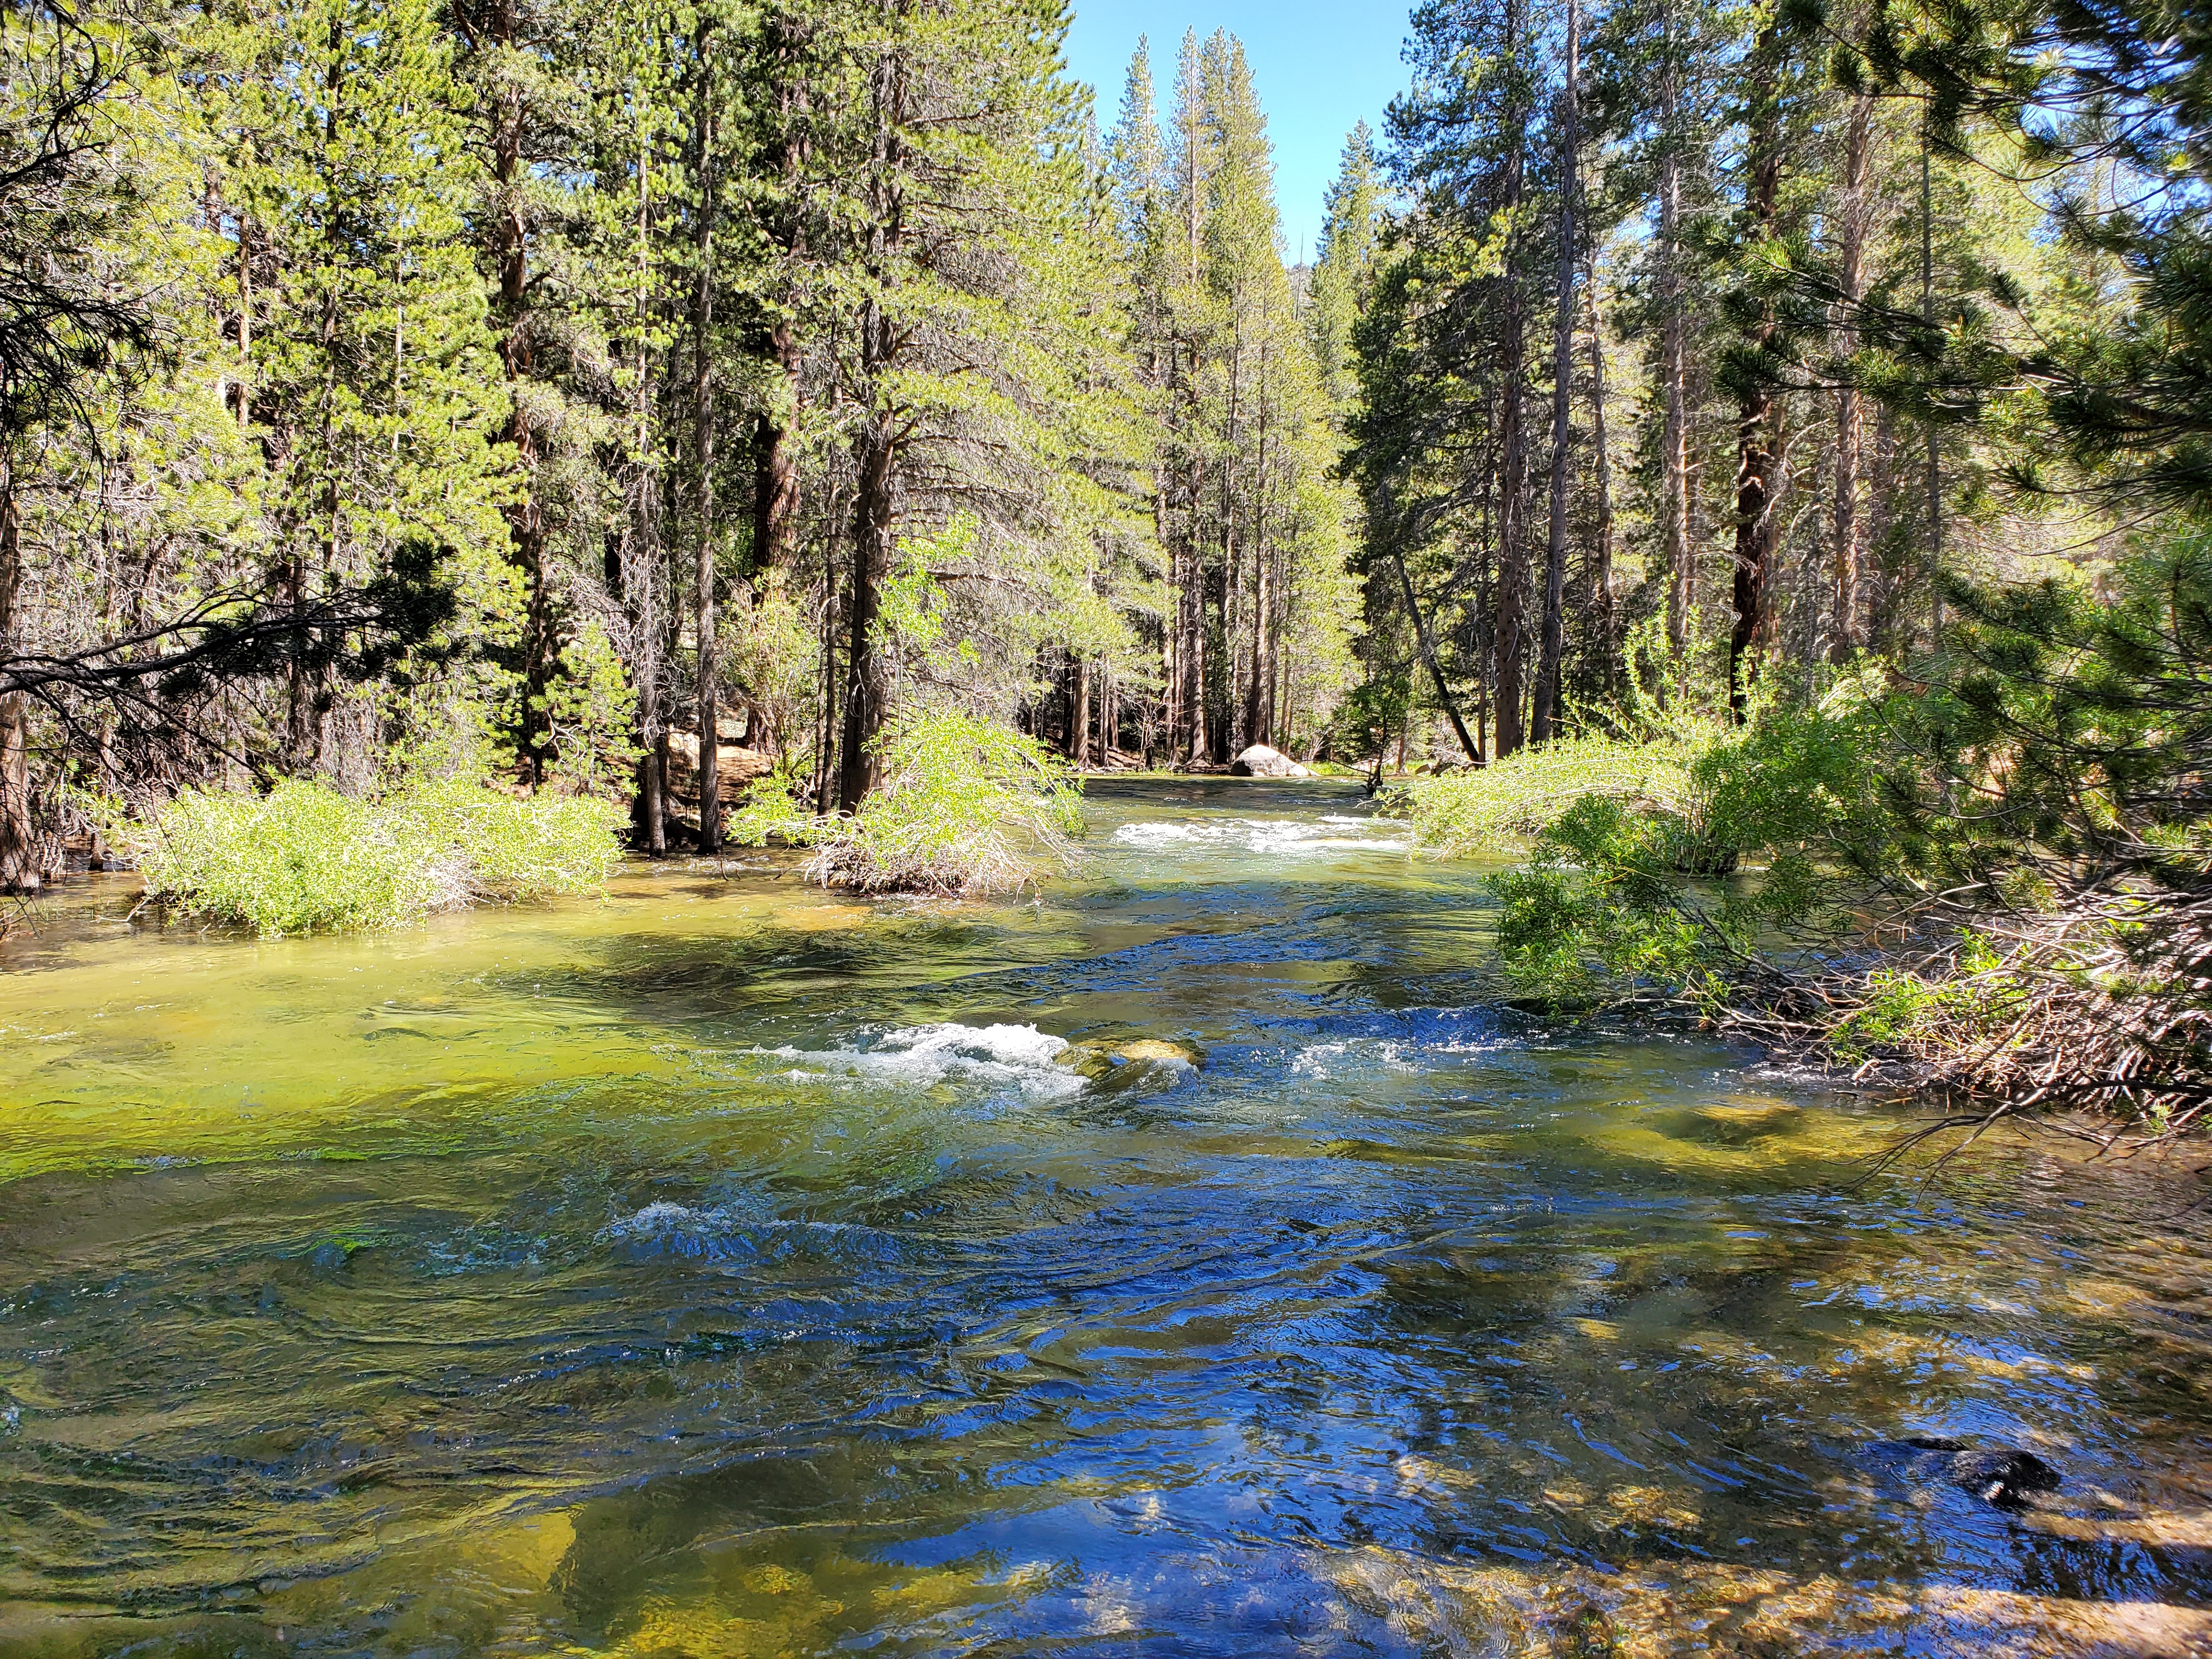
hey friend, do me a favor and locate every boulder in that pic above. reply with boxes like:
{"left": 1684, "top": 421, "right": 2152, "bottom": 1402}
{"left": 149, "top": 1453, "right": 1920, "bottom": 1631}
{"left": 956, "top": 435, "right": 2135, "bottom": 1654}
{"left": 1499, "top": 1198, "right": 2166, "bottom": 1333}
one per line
{"left": 663, "top": 732, "right": 776, "bottom": 802}
{"left": 1229, "top": 743, "right": 1311, "bottom": 779}
{"left": 1901, "top": 1436, "right": 2061, "bottom": 1509}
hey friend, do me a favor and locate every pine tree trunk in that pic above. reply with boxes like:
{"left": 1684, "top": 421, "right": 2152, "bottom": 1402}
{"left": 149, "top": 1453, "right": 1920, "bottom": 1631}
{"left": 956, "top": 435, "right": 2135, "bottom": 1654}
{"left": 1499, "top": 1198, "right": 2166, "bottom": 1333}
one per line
{"left": 840, "top": 394, "right": 894, "bottom": 812}
{"left": 815, "top": 520, "right": 840, "bottom": 815}
{"left": 235, "top": 223, "right": 253, "bottom": 427}
{"left": 0, "top": 454, "right": 33, "bottom": 894}
{"left": 1584, "top": 273, "right": 1617, "bottom": 691}
{"left": 752, "top": 361, "right": 800, "bottom": 585}
{"left": 837, "top": 31, "right": 916, "bottom": 815}
{"left": 1072, "top": 654, "right": 1090, "bottom": 766}
{"left": 1658, "top": 0, "right": 1691, "bottom": 660}
{"left": 1869, "top": 400, "right": 1897, "bottom": 651}
{"left": 627, "top": 76, "right": 666, "bottom": 855}
{"left": 691, "top": 20, "right": 722, "bottom": 848}
{"left": 1533, "top": 0, "right": 1579, "bottom": 745}
{"left": 751, "top": 14, "right": 808, "bottom": 589}
{"left": 1492, "top": 0, "right": 1531, "bottom": 760}
{"left": 1242, "top": 349, "right": 1268, "bottom": 750}
{"left": 1183, "top": 458, "right": 1208, "bottom": 763}
{"left": 1390, "top": 546, "right": 1483, "bottom": 764}
{"left": 1728, "top": 22, "right": 1784, "bottom": 719}
{"left": 1831, "top": 91, "right": 1872, "bottom": 663}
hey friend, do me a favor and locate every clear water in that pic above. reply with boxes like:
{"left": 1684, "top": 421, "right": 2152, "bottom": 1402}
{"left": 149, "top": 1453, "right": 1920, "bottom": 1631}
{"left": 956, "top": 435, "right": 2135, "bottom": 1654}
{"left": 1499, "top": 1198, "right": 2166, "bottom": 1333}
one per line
{"left": 2, "top": 779, "right": 2210, "bottom": 1656}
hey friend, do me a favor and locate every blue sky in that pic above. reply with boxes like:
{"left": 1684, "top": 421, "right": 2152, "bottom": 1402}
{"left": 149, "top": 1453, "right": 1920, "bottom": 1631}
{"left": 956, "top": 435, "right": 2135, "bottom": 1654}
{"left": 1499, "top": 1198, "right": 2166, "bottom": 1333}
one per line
{"left": 1062, "top": 0, "right": 1414, "bottom": 264}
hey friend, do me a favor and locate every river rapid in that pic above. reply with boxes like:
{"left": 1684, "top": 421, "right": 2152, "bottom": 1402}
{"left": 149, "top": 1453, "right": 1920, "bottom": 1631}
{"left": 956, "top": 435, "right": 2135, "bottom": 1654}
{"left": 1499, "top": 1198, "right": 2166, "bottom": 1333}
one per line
{"left": 2, "top": 778, "right": 2210, "bottom": 1657}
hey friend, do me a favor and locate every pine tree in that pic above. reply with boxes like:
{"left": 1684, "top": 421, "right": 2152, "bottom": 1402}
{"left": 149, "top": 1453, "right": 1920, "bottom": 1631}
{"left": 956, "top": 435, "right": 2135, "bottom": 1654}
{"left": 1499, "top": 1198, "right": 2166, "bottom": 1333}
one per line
{"left": 241, "top": 0, "right": 512, "bottom": 777}
{"left": 1308, "top": 123, "right": 1383, "bottom": 409}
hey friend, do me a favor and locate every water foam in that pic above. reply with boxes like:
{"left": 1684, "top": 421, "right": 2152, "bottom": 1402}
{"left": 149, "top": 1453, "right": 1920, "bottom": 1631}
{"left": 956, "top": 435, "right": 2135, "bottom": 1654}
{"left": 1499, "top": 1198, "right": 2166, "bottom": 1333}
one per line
{"left": 1112, "top": 817, "right": 1410, "bottom": 855}
{"left": 600, "top": 1201, "right": 882, "bottom": 1261}
{"left": 753, "top": 1021, "right": 1081, "bottom": 1098}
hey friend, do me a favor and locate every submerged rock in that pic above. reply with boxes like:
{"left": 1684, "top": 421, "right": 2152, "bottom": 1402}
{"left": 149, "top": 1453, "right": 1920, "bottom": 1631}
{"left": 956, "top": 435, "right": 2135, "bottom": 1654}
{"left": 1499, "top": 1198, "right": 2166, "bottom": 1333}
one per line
{"left": 1066, "top": 1037, "right": 1205, "bottom": 1087}
{"left": 1229, "top": 743, "right": 1311, "bottom": 779}
{"left": 1902, "top": 1435, "right": 2062, "bottom": 1509}
{"left": 1113, "top": 1037, "right": 1203, "bottom": 1066}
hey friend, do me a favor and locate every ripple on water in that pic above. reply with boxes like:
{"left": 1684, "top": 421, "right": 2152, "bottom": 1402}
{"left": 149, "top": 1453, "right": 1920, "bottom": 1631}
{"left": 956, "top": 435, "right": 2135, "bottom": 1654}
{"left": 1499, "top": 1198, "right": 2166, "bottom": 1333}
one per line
{"left": 3, "top": 784, "right": 2211, "bottom": 1657}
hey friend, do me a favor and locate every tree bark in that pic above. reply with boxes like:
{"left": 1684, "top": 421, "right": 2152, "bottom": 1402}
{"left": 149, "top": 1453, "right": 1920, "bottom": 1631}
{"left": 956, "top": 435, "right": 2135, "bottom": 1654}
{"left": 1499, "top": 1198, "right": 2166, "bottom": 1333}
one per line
{"left": 836, "top": 40, "right": 905, "bottom": 813}
{"left": 1584, "top": 272, "right": 1617, "bottom": 692}
{"left": 1389, "top": 544, "right": 1483, "bottom": 764}
{"left": 749, "top": 9, "right": 809, "bottom": 589}
{"left": 839, "top": 402, "right": 894, "bottom": 810}
{"left": 751, "top": 359, "right": 800, "bottom": 584}
{"left": 489, "top": 0, "right": 553, "bottom": 786}
{"left": 1920, "top": 115, "right": 1943, "bottom": 645}
{"left": 1658, "top": 0, "right": 1691, "bottom": 660}
{"left": 1491, "top": 0, "right": 1531, "bottom": 759}
{"left": 1071, "top": 653, "right": 1090, "bottom": 766}
{"left": 691, "top": 19, "right": 722, "bottom": 849}
{"left": 1728, "top": 22, "right": 1784, "bottom": 719}
{"left": 1830, "top": 90, "right": 1872, "bottom": 663}
{"left": 0, "top": 453, "right": 33, "bottom": 893}
{"left": 1532, "top": 0, "right": 1579, "bottom": 744}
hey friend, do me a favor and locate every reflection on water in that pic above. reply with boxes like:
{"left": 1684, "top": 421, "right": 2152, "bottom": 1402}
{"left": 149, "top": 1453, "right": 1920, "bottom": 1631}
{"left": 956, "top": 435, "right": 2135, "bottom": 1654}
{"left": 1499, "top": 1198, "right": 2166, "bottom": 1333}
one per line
{"left": 2, "top": 778, "right": 2210, "bottom": 1656}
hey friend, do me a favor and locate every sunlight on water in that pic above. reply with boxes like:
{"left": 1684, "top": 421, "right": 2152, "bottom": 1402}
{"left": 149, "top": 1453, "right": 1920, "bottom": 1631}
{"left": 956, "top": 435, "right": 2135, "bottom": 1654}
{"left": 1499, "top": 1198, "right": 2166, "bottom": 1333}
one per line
{"left": 2, "top": 778, "right": 2210, "bottom": 1656}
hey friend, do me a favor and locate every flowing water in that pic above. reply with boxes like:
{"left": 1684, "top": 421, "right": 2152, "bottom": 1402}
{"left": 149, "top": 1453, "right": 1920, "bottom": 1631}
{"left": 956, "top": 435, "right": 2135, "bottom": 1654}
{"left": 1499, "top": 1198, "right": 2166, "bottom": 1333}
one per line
{"left": 3, "top": 779, "right": 2211, "bottom": 1657}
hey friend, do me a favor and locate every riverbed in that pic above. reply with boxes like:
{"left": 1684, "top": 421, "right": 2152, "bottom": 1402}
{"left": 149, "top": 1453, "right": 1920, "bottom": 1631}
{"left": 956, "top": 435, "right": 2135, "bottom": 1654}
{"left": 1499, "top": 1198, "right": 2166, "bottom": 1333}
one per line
{"left": 2, "top": 778, "right": 2209, "bottom": 1656}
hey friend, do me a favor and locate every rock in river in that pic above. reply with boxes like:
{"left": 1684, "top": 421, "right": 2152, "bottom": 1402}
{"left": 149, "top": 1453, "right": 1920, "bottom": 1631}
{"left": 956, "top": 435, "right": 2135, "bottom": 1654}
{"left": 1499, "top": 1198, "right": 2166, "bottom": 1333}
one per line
{"left": 1229, "top": 743, "right": 1311, "bottom": 778}
{"left": 1903, "top": 1436, "right": 2062, "bottom": 1509}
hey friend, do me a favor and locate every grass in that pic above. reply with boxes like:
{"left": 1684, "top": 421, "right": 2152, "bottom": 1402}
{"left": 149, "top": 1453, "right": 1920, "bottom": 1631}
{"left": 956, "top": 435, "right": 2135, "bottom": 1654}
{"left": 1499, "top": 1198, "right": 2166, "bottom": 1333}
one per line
{"left": 136, "top": 777, "right": 627, "bottom": 935}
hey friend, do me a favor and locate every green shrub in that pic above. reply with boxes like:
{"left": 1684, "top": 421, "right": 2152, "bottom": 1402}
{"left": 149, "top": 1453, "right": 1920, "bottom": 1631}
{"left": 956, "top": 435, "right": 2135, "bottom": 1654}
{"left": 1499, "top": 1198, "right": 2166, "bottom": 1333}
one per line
{"left": 1393, "top": 731, "right": 1712, "bottom": 856}
{"left": 137, "top": 778, "right": 625, "bottom": 935}
{"left": 724, "top": 763, "right": 834, "bottom": 848}
{"left": 803, "top": 712, "right": 1083, "bottom": 895}
{"left": 1477, "top": 684, "right": 1911, "bottom": 1009}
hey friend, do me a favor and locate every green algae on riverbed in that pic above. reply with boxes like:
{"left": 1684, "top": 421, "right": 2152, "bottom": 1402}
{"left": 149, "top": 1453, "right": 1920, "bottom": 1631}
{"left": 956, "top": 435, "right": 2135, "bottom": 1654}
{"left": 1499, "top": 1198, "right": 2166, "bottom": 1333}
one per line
{"left": 2, "top": 780, "right": 2210, "bottom": 1657}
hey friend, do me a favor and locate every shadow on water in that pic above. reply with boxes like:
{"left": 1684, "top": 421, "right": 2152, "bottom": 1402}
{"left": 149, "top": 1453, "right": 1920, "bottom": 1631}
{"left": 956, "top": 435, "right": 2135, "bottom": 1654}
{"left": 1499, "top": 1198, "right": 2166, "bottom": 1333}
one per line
{"left": 4, "top": 781, "right": 2212, "bottom": 1655}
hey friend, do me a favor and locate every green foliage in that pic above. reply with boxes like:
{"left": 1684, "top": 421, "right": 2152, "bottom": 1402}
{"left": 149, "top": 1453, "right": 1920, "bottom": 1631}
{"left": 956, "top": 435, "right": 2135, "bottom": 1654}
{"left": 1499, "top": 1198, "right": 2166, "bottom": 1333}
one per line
{"left": 1923, "top": 521, "right": 2212, "bottom": 883}
{"left": 1466, "top": 685, "right": 1908, "bottom": 1007}
{"left": 137, "top": 777, "right": 624, "bottom": 935}
{"left": 1827, "top": 940, "right": 2009, "bottom": 1063}
{"left": 1395, "top": 733, "right": 1711, "bottom": 855}
{"left": 540, "top": 620, "right": 641, "bottom": 796}
{"left": 1489, "top": 797, "right": 1730, "bottom": 1007}
{"left": 1464, "top": 521, "right": 2212, "bottom": 1133}
{"left": 723, "top": 763, "right": 831, "bottom": 849}
{"left": 804, "top": 712, "right": 1084, "bottom": 896}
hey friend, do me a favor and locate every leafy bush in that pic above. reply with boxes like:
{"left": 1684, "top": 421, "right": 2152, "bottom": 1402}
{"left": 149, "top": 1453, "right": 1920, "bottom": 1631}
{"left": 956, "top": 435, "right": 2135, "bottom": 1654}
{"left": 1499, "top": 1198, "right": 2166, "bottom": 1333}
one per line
{"left": 1395, "top": 621, "right": 1774, "bottom": 860}
{"left": 1394, "top": 732, "right": 1711, "bottom": 856}
{"left": 137, "top": 777, "right": 625, "bottom": 935}
{"left": 802, "top": 712, "right": 1083, "bottom": 895}
{"left": 723, "top": 769, "right": 832, "bottom": 849}
{"left": 1482, "top": 688, "right": 1905, "bottom": 1009}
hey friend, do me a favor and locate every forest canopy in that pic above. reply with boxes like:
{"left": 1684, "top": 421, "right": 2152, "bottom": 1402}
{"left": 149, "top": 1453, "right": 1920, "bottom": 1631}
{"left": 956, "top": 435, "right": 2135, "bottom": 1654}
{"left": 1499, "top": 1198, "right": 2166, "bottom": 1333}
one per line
{"left": 0, "top": 0, "right": 1355, "bottom": 889}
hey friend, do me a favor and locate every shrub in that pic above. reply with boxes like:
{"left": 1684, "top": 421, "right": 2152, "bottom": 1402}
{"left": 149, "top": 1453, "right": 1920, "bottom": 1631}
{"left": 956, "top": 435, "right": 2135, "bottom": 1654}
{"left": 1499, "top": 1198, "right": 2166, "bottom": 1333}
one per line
{"left": 1393, "top": 731, "right": 1712, "bottom": 856}
{"left": 802, "top": 712, "right": 1083, "bottom": 895}
{"left": 136, "top": 777, "right": 625, "bottom": 935}
{"left": 724, "top": 763, "right": 833, "bottom": 848}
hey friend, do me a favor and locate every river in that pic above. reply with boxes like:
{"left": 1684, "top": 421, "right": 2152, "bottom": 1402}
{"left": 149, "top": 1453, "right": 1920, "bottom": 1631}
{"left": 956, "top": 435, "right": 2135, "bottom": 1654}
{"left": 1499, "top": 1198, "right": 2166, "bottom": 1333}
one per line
{"left": 2, "top": 778, "right": 2209, "bottom": 1656}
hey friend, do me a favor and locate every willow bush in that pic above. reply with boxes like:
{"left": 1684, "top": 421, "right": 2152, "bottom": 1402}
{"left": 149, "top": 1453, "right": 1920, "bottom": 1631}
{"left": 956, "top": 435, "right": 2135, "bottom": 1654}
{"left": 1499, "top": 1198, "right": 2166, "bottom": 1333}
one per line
{"left": 137, "top": 778, "right": 626, "bottom": 935}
